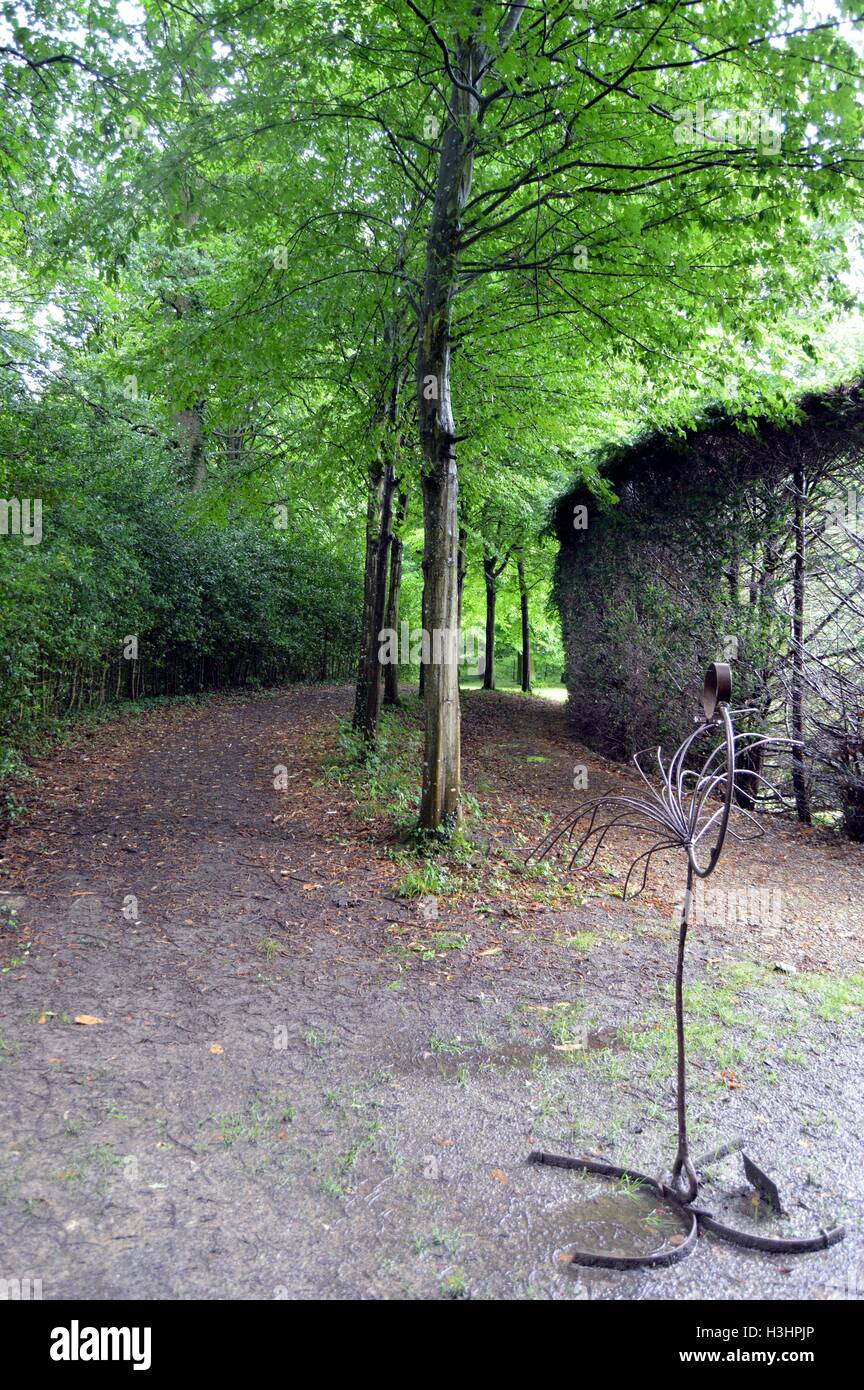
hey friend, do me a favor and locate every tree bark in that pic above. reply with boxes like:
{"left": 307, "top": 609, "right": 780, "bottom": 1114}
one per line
{"left": 415, "top": 7, "right": 526, "bottom": 830}
{"left": 174, "top": 399, "right": 207, "bottom": 489}
{"left": 418, "top": 576, "right": 427, "bottom": 697}
{"left": 517, "top": 553, "right": 532, "bottom": 693}
{"left": 482, "top": 554, "right": 497, "bottom": 691}
{"left": 419, "top": 451, "right": 461, "bottom": 826}
{"left": 791, "top": 458, "right": 810, "bottom": 823}
{"left": 353, "top": 454, "right": 396, "bottom": 742}
{"left": 415, "top": 64, "right": 475, "bottom": 826}
{"left": 352, "top": 302, "right": 404, "bottom": 742}
{"left": 457, "top": 525, "right": 467, "bottom": 628}
{"left": 481, "top": 549, "right": 509, "bottom": 691}
{"left": 384, "top": 487, "right": 408, "bottom": 706}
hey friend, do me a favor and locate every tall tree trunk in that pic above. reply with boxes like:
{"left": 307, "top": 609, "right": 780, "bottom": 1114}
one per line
{"left": 415, "top": 6, "right": 526, "bottom": 830}
{"left": 457, "top": 525, "right": 467, "bottom": 628}
{"left": 418, "top": 577, "right": 427, "bottom": 697}
{"left": 418, "top": 452, "right": 461, "bottom": 826}
{"left": 482, "top": 554, "right": 497, "bottom": 691}
{"left": 384, "top": 487, "right": 408, "bottom": 707}
{"left": 517, "top": 554, "right": 532, "bottom": 693}
{"left": 791, "top": 458, "right": 810, "bottom": 823}
{"left": 353, "top": 455, "right": 396, "bottom": 742}
{"left": 174, "top": 399, "right": 207, "bottom": 489}
{"left": 353, "top": 305, "right": 404, "bottom": 742}
{"left": 415, "top": 79, "right": 474, "bottom": 826}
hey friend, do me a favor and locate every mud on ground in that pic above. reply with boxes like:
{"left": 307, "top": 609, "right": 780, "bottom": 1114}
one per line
{"left": 0, "top": 686, "right": 861, "bottom": 1300}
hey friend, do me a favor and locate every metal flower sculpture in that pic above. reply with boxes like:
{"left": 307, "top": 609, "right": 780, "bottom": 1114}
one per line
{"left": 527, "top": 665, "right": 845, "bottom": 1269}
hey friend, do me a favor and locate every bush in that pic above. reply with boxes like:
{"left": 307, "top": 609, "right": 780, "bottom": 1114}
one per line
{"left": 0, "top": 376, "right": 361, "bottom": 775}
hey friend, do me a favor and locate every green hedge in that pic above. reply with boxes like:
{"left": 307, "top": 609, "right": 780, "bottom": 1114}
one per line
{"left": 0, "top": 380, "right": 360, "bottom": 763}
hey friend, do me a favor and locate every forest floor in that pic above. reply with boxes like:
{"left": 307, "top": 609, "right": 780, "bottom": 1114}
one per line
{"left": 0, "top": 684, "right": 862, "bottom": 1301}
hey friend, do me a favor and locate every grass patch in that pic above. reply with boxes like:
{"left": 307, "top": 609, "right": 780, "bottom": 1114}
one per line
{"left": 548, "top": 1004, "right": 588, "bottom": 1046}
{"left": 620, "top": 958, "right": 863, "bottom": 1090}
{"left": 783, "top": 970, "right": 864, "bottom": 1023}
{"left": 429, "top": 1034, "right": 466, "bottom": 1055}
{"left": 555, "top": 930, "right": 596, "bottom": 953}
{"left": 320, "top": 705, "right": 424, "bottom": 831}
{"left": 440, "top": 1268, "right": 469, "bottom": 1299}
{"left": 258, "top": 935, "right": 283, "bottom": 959}
{"left": 394, "top": 862, "right": 456, "bottom": 898}
{"left": 412, "top": 1228, "right": 463, "bottom": 1256}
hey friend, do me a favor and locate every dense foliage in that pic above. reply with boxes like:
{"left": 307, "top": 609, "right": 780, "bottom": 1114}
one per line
{"left": 0, "top": 365, "right": 361, "bottom": 767}
{"left": 556, "top": 384, "right": 864, "bottom": 834}
{"left": 2, "top": 0, "right": 864, "bottom": 832}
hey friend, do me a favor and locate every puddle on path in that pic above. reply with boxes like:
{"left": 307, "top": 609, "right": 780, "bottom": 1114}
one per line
{"left": 401, "top": 1027, "right": 633, "bottom": 1078}
{"left": 536, "top": 1189, "right": 688, "bottom": 1263}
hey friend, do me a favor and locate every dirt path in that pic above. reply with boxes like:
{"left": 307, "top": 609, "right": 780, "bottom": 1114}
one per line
{"left": 0, "top": 687, "right": 861, "bottom": 1300}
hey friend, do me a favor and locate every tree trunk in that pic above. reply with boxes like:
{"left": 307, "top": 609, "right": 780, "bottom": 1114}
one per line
{"left": 482, "top": 554, "right": 497, "bottom": 691}
{"left": 415, "top": 67, "right": 475, "bottom": 827}
{"left": 353, "top": 454, "right": 396, "bottom": 743}
{"left": 352, "top": 311, "right": 404, "bottom": 742}
{"left": 353, "top": 454, "right": 386, "bottom": 738}
{"left": 174, "top": 400, "right": 207, "bottom": 489}
{"left": 419, "top": 451, "right": 461, "bottom": 827}
{"left": 384, "top": 487, "right": 408, "bottom": 707}
{"left": 517, "top": 554, "right": 531, "bottom": 692}
{"left": 415, "top": 7, "right": 527, "bottom": 830}
{"left": 791, "top": 458, "right": 810, "bottom": 823}
{"left": 457, "top": 525, "right": 467, "bottom": 627}
{"left": 418, "top": 577, "right": 427, "bottom": 697}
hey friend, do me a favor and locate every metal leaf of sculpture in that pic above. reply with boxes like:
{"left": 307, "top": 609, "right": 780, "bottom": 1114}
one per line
{"left": 526, "top": 664, "right": 845, "bottom": 1269}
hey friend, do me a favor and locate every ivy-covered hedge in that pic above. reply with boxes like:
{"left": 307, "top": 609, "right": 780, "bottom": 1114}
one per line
{"left": 553, "top": 383, "right": 864, "bottom": 835}
{"left": 554, "top": 439, "right": 780, "bottom": 758}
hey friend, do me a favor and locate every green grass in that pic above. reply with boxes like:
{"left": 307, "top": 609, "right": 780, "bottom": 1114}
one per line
{"left": 319, "top": 1120, "right": 382, "bottom": 1197}
{"left": 440, "top": 1268, "right": 469, "bottom": 1299}
{"left": 394, "top": 861, "right": 456, "bottom": 898}
{"left": 459, "top": 675, "right": 567, "bottom": 702}
{"left": 615, "top": 1172, "right": 650, "bottom": 1200}
{"left": 429, "top": 1034, "right": 466, "bottom": 1055}
{"left": 320, "top": 704, "right": 423, "bottom": 829}
{"left": 784, "top": 969, "right": 864, "bottom": 1023}
{"left": 555, "top": 930, "right": 596, "bottom": 953}
{"left": 412, "top": 1228, "right": 463, "bottom": 1256}
{"left": 85, "top": 1142, "right": 123, "bottom": 1168}
{"left": 548, "top": 1003, "right": 588, "bottom": 1046}
{"left": 208, "top": 1096, "right": 296, "bottom": 1146}
{"left": 321, "top": 705, "right": 483, "bottom": 858}
{"left": 258, "top": 935, "right": 283, "bottom": 959}
{"left": 620, "top": 958, "right": 864, "bottom": 1090}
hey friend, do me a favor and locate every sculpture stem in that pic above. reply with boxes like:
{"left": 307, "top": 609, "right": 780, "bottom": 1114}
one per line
{"left": 671, "top": 861, "right": 697, "bottom": 1203}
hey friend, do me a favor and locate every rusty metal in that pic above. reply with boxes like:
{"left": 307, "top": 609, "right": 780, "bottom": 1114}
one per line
{"left": 702, "top": 659, "right": 732, "bottom": 719}
{"left": 527, "top": 666, "right": 845, "bottom": 1268}
{"left": 742, "top": 1154, "right": 784, "bottom": 1215}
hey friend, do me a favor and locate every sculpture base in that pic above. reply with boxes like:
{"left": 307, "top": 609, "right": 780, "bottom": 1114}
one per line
{"left": 528, "top": 1145, "right": 845, "bottom": 1270}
